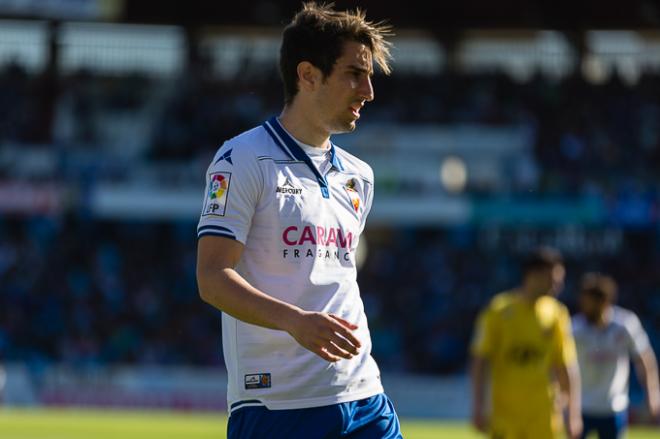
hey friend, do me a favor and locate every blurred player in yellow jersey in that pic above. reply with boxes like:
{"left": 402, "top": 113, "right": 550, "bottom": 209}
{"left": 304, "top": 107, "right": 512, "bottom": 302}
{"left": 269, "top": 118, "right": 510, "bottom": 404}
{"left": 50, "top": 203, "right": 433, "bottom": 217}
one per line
{"left": 470, "top": 247, "right": 582, "bottom": 439}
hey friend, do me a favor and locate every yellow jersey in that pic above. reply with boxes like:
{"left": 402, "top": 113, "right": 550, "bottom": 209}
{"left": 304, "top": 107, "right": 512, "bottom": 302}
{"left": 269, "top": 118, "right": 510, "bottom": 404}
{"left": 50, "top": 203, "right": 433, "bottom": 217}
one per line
{"left": 471, "top": 291, "right": 577, "bottom": 430}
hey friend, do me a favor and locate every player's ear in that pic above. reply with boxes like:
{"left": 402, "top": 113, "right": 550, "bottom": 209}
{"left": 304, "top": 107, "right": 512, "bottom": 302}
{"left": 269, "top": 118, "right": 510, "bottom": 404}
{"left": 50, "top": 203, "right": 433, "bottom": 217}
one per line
{"left": 297, "top": 61, "right": 322, "bottom": 93}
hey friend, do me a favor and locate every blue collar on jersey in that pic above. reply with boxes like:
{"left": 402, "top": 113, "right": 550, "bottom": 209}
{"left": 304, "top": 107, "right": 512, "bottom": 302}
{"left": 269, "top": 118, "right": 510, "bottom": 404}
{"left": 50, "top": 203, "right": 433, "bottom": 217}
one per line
{"left": 262, "top": 116, "right": 344, "bottom": 199}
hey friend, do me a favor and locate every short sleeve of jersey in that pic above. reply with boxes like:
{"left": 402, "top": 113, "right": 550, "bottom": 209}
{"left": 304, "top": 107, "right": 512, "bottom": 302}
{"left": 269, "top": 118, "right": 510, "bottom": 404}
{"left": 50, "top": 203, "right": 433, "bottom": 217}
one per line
{"left": 197, "top": 142, "right": 262, "bottom": 244}
{"left": 552, "top": 306, "right": 577, "bottom": 367}
{"left": 623, "top": 311, "right": 651, "bottom": 358}
{"left": 471, "top": 307, "right": 497, "bottom": 359}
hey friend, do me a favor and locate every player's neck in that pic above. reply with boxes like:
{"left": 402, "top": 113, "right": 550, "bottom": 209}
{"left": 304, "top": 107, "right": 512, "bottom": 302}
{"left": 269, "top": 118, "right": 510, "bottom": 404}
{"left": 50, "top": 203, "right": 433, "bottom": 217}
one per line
{"left": 593, "top": 307, "right": 613, "bottom": 328}
{"left": 279, "top": 104, "right": 331, "bottom": 150}
{"left": 517, "top": 287, "right": 542, "bottom": 305}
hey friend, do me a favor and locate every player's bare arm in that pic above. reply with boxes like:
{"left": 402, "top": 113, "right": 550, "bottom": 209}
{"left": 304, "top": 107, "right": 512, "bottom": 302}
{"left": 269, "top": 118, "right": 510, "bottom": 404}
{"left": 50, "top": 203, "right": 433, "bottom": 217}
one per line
{"left": 469, "top": 355, "right": 488, "bottom": 433}
{"left": 634, "top": 348, "right": 660, "bottom": 419}
{"left": 196, "top": 235, "right": 361, "bottom": 362}
{"left": 556, "top": 363, "right": 582, "bottom": 439}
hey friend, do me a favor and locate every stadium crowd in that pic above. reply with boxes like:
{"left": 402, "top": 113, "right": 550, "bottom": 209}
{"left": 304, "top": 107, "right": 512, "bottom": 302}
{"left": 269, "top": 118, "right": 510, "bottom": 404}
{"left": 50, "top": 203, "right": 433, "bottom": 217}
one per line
{"left": 1, "top": 61, "right": 660, "bottom": 374}
{"left": 0, "top": 216, "right": 659, "bottom": 375}
{"left": 114, "top": 67, "right": 660, "bottom": 203}
{"left": 3, "top": 62, "right": 660, "bottom": 198}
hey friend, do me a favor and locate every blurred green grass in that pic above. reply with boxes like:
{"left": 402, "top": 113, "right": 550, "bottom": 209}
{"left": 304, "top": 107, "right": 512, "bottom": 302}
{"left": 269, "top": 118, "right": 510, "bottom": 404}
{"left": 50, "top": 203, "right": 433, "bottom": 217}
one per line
{"left": 0, "top": 408, "right": 657, "bottom": 438}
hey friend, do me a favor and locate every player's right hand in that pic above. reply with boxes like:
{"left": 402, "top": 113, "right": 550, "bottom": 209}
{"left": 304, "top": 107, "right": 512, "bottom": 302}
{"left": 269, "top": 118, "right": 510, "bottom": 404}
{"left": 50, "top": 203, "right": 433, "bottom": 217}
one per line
{"left": 283, "top": 310, "right": 362, "bottom": 362}
{"left": 471, "top": 410, "right": 488, "bottom": 433}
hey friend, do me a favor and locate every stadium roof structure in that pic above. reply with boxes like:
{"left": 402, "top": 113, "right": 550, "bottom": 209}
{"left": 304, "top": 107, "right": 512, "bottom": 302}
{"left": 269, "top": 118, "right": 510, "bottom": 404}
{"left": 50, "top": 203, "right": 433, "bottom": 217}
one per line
{"left": 120, "top": 0, "right": 660, "bottom": 29}
{"left": 0, "top": 0, "right": 657, "bottom": 30}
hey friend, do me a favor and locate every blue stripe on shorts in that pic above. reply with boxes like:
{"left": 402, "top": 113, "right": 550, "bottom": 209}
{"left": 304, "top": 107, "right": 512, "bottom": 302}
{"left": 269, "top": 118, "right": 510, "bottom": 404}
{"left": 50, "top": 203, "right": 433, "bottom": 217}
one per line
{"left": 580, "top": 411, "right": 627, "bottom": 439}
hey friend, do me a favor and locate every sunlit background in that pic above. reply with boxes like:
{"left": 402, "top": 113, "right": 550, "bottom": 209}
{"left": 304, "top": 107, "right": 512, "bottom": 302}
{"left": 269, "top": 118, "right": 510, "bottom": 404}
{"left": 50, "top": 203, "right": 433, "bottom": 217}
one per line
{"left": 1, "top": 0, "right": 660, "bottom": 436}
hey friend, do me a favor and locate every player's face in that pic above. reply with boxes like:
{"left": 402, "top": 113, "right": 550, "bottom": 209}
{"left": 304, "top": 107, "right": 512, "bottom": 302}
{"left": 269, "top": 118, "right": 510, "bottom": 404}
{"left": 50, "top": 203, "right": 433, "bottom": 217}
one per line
{"left": 529, "top": 264, "right": 565, "bottom": 297}
{"left": 315, "top": 41, "right": 374, "bottom": 134}
{"left": 579, "top": 292, "right": 608, "bottom": 323}
{"left": 550, "top": 264, "right": 566, "bottom": 295}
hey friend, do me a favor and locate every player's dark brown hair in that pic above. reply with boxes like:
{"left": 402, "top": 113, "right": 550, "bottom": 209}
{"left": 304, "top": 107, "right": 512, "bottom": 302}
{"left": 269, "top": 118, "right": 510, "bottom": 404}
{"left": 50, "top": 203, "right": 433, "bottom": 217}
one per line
{"left": 521, "top": 247, "right": 564, "bottom": 276}
{"left": 279, "top": 2, "right": 393, "bottom": 104}
{"left": 580, "top": 272, "right": 617, "bottom": 303}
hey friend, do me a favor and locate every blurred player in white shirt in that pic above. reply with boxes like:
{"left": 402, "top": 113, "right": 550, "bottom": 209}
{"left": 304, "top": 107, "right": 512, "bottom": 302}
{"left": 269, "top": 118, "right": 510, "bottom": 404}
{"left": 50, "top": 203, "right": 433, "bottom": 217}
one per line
{"left": 573, "top": 273, "right": 660, "bottom": 439}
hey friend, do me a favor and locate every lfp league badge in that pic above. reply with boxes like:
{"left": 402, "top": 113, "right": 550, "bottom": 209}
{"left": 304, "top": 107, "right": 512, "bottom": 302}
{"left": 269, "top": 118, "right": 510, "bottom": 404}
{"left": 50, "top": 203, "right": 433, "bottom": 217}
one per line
{"left": 203, "top": 172, "right": 231, "bottom": 216}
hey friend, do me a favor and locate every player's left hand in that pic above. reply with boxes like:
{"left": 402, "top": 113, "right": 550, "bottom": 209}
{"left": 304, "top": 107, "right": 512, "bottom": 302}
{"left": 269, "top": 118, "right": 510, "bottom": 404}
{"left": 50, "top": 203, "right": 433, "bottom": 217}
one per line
{"left": 649, "top": 394, "right": 660, "bottom": 423}
{"left": 283, "top": 310, "right": 362, "bottom": 362}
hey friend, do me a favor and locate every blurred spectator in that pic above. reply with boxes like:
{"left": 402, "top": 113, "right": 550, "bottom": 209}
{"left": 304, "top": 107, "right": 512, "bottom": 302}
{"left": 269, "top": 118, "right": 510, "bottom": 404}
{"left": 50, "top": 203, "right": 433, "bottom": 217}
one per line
{"left": 0, "top": 216, "right": 222, "bottom": 368}
{"left": 1, "top": 58, "right": 660, "bottom": 374}
{"left": 3, "top": 63, "right": 660, "bottom": 199}
{"left": 1, "top": 217, "right": 658, "bottom": 375}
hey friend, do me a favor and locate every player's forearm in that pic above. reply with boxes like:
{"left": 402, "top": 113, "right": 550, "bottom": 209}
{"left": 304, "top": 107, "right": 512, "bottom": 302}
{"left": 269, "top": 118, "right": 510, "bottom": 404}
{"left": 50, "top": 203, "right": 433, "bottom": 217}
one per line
{"left": 470, "top": 356, "right": 487, "bottom": 413}
{"left": 637, "top": 350, "right": 660, "bottom": 410}
{"left": 557, "top": 363, "right": 581, "bottom": 418}
{"left": 197, "top": 266, "right": 302, "bottom": 331}
{"left": 469, "top": 356, "right": 490, "bottom": 432}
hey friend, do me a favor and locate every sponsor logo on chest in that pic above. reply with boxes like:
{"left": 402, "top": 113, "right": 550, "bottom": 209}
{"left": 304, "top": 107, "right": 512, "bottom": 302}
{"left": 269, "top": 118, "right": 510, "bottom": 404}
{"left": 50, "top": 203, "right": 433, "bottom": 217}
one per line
{"left": 281, "top": 225, "right": 355, "bottom": 262}
{"left": 276, "top": 177, "right": 303, "bottom": 195}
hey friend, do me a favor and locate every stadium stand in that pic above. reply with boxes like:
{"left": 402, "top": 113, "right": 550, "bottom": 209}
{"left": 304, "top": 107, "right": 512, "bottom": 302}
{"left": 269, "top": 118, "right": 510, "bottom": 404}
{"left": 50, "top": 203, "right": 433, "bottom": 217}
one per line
{"left": 0, "top": 18, "right": 659, "bottom": 417}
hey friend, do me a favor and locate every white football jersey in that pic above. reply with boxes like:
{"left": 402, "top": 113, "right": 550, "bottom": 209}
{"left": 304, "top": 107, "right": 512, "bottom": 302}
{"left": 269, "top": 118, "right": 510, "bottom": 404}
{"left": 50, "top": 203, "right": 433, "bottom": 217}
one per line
{"left": 198, "top": 117, "right": 382, "bottom": 412}
{"left": 573, "top": 306, "right": 651, "bottom": 414}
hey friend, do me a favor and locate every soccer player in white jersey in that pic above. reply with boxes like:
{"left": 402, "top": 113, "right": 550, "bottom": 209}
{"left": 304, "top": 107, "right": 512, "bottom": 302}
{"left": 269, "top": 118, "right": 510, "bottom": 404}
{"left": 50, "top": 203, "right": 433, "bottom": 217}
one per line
{"left": 573, "top": 273, "right": 659, "bottom": 439}
{"left": 195, "top": 3, "right": 401, "bottom": 438}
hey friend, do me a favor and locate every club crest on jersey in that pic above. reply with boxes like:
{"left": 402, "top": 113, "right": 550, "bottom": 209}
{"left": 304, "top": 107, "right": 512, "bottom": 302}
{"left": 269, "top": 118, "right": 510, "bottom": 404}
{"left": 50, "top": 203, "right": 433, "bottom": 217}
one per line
{"left": 245, "top": 373, "right": 271, "bottom": 389}
{"left": 203, "top": 172, "right": 231, "bottom": 216}
{"left": 344, "top": 178, "right": 360, "bottom": 213}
